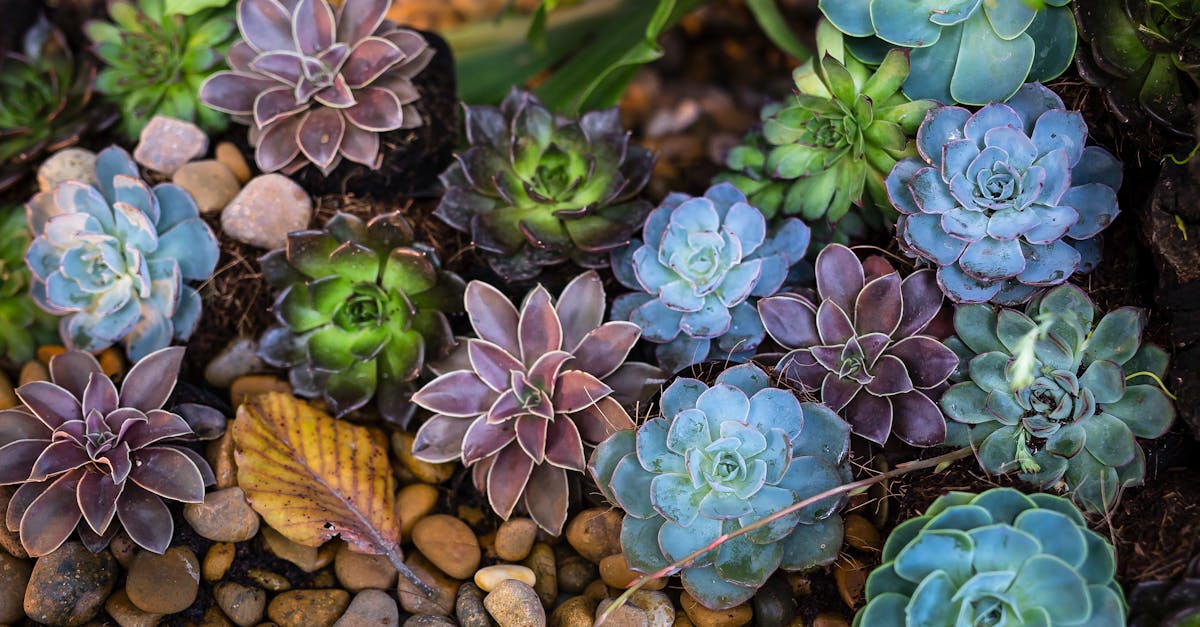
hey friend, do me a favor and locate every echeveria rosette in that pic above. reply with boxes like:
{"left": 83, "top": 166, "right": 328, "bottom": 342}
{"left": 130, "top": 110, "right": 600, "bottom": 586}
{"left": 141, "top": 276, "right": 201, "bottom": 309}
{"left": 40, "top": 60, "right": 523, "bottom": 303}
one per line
{"left": 0, "top": 348, "right": 216, "bottom": 556}
{"left": 819, "top": 0, "right": 1077, "bottom": 106}
{"left": 1129, "top": 554, "right": 1200, "bottom": 626}
{"left": 435, "top": 89, "right": 655, "bottom": 282}
{"left": 887, "top": 83, "right": 1124, "bottom": 306}
{"left": 411, "top": 272, "right": 662, "bottom": 534}
{"left": 0, "top": 207, "right": 57, "bottom": 364}
{"left": 760, "top": 244, "right": 956, "bottom": 447}
{"left": 940, "top": 284, "right": 1175, "bottom": 512}
{"left": 853, "top": 488, "right": 1126, "bottom": 627}
{"left": 199, "top": 0, "right": 433, "bottom": 175}
{"left": 611, "top": 183, "right": 810, "bottom": 375}
{"left": 24, "top": 146, "right": 220, "bottom": 362}
{"left": 258, "top": 211, "right": 464, "bottom": 425}
{"left": 589, "top": 363, "right": 853, "bottom": 610}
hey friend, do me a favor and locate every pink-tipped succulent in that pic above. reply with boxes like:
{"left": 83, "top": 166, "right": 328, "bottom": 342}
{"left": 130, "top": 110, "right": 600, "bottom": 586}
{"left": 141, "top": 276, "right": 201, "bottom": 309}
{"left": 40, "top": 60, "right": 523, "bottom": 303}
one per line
{"left": 0, "top": 347, "right": 215, "bottom": 556}
{"left": 199, "top": 0, "right": 434, "bottom": 175}
{"left": 410, "top": 271, "right": 662, "bottom": 534}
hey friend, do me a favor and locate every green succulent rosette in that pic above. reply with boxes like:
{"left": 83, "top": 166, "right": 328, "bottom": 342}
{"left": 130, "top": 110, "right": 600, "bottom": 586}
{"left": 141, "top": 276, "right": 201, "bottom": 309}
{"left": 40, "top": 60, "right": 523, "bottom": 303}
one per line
{"left": 0, "top": 207, "right": 57, "bottom": 364}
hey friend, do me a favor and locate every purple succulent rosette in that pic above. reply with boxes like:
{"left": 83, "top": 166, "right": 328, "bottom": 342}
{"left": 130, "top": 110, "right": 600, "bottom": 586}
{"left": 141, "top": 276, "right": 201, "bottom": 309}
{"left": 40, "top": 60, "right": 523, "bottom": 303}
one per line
{"left": 887, "top": 83, "right": 1123, "bottom": 305}
{"left": 611, "top": 183, "right": 810, "bottom": 375}
{"left": 0, "top": 348, "right": 216, "bottom": 556}
{"left": 199, "top": 0, "right": 433, "bottom": 175}
{"left": 410, "top": 272, "right": 662, "bottom": 534}
{"left": 759, "top": 244, "right": 957, "bottom": 447}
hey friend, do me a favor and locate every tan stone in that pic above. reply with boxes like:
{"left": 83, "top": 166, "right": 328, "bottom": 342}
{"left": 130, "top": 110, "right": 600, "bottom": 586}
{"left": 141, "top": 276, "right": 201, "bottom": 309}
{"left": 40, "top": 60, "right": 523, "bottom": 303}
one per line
{"left": 396, "top": 483, "right": 439, "bottom": 540}
{"left": 207, "top": 430, "right": 238, "bottom": 489}
{"left": 474, "top": 565, "right": 536, "bottom": 592}
{"left": 266, "top": 589, "right": 350, "bottom": 627}
{"left": 393, "top": 432, "right": 456, "bottom": 484}
{"left": 184, "top": 487, "right": 260, "bottom": 542}
{"left": 203, "top": 543, "right": 237, "bottom": 581}
{"left": 18, "top": 360, "right": 49, "bottom": 385}
{"left": 125, "top": 547, "right": 200, "bottom": 615}
{"left": 396, "top": 552, "right": 460, "bottom": 617}
{"left": 334, "top": 542, "right": 397, "bottom": 591}
{"left": 261, "top": 527, "right": 336, "bottom": 573}
{"left": 174, "top": 160, "right": 241, "bottom": 214}
{"left": 564, "top": 509, "right": 623, "bottom": 563}
{"left": 105, "top": 588, "right": 164, "bottom": 627}
{"left": 842, "top": 514, "right": 882, "bottom": 553}
{"left": 230, "top": 375, "right": 291, "bottom": 407}
{"left": 680, "top": 592, "right": 752, "bottom": 627}
{"left": 411, "top": 514, "right": 481, "bottom": 580}
{"left": 216, "top": 142, "right": 252, "bottom": 183}
{"left": 549, "top": 595, "right": 595, "bottom": 627}
{"left": 523, "top": 542, "right": 557, "bottom": 607}
{"left": 214, "top": 581, "right": 267, "bottom": 627}
{"left": 495, "top": 518, "right": 538, "bottom": 562}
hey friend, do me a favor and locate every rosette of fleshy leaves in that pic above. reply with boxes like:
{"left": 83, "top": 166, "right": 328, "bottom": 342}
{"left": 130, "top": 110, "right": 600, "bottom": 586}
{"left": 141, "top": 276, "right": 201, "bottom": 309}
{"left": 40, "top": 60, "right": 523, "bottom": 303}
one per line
{"left": 759, "top": 244, "right": 956, "bottom": 447}
{"left": 940, "top": 283, "right": 1175, "bottom": 512}
{"left": 25, "top": 146, "right": 220, "bottom": 361}
{"left": 721, "top": 20, "right": 936, "bottom": 231}
{"left": 589, "top": 363, "right": 853, "bottom": 610}
{"left": 258, "top": 211, "right": 464, "bottom": 425}
{"left": 0, "top": 348, "right": 216, "bottom": 556}
{"left": 1074, "top": 0, "right": 1200, "bottom": 136}
{"left": 411, "top": 272, "right": 662, "bottom": 534}
{"left": 887, "top": 83, "right": 1124, "bottom": 305}
{"left": 1130, "top": 554, "right": 1200, "bottom": 626}
{"left": 435, "top": 88, "right": 655, "bottom": 282}
{"left": 819, "top": 0, "right": 1078, "bottom": 106}
{"left": 611, "top": 183, "right": 809, "bottom": 375}
{"left": 85, "top": 0, "right": 235, "bottom": 139}
{"left": 0, "top": 207, "right": 57, "bottom": 365}
{"left": 0, "top": 17, "right": 113, "bottom": 192}
{"left": 854, "top": 488, "right": 1126, "bottom": 627}
{"left": 199, "top": 0, "right": 433, "bottom": 175}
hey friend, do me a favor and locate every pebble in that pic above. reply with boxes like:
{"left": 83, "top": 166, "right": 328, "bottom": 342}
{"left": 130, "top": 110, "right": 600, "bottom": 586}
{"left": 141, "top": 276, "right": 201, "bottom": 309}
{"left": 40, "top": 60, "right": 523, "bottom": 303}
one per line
{"left": 600, "top": 553, "right": 666, "bottom": 590}
{"left": 335, "top": 589, "right": 399, "bottom": 627}
{"left": 483, "top": 579, "right": 545, "bottom": 627}
{"left": 834, "top": 559, "right": 867, "bottom": 610}
{"left": 215, "top": 581, "right": 267, "bottom": 627}
{"left": 556, "top": 554, "right": 598, "bottom": 594}
{"left": 247, "top": 568, "right": 292, "bottom": 592}
{"left": 582, "top": 580, "right": 612, "bottom": 604}
{"left": 404, "top": 616, "right": 457, "bottom": 627}
{"left": 184, "top": 487, "right": 260, "bottom": 542}
{"left": 108, "top": 533, "right": 137, "bottom": 568}
{"left": 565, "top": 509, "right": 623, "bottom": 564}
{"left": 812, "top": 614, "right": 850, "bottom": 627}
{"left": 680, "top": 592, "right": 752, "bottom": 627}
{"left": 397, "top": 553, "right": 460, "bottom": 616}
{"left": 752, "top": 577, "right": 794, "bottom": 627}
{"left": 205, "top": 337, "right": 267, "bottom": 389}
{"left": 523, "top": 542, "right": 557, "bottom": 607}
{"left": 0, "top": 488, "right": 27, "bottom": 558}
{"left": 261, "top": 526, "right": 337, "bottom": 572}
{"left": 99, "top": 347, "right": 125, "bottom": 378}
{"left": 267, "top": 589, "right": 350, "bottom": 627}
{"left": 174, "top": 160, "right": 241, "bottom": 214}
{"left": 197, "top": 605, "right": 236, "bottom": 626}
{"left": 125, "top": 546, "right": 201, "bottom": 614}
{"left": 842, "top": 515, "right": 882, "bottom": 553}
{"left": 134, "top": 115, "right": 208, "bottom": 174}
{"left": 412, "top": 515, "right": 480, "bottom": 580}
{"left": 203, "top": 543, "right": 236, "bottom": 581}
{"left": 177, "top": 403, "right": 228, "bottom": 440}
{"left": 36, "top": 345, "right": 66, "bottom": 364}
{"left": 207, "top": 430, "right": 238, "bottom": 489}
{"left": 596, "top": 599, "right": 648, "bottom": 627}
{"left": 216, "top": 141, "right": 252, "bottom": 183}
{"left": 474, "top": 565, "right": 536, "bottom": 592}
{"left": 455, "top": 582, "right": 493, "bottom": 627}
{"left": 335, "top": 542, "right": 397, "bottom": 591}
{"left": 19, "top": 359, "right": 49, "bottom": 385}
{"left": 23, "top": 543, "right": 116, "bottom": 626}
{"left": 495, "top": 519, "right": 538, "bottom": 561}
{"left": 396, "top": 483, "right": 439, "bottom": 540}
{"left": 0, "top": 370, "right": 16, "bottom": 410}
{"left": 549, "top": 596, "right": 595, "bottom": 627}
{"left": 628, "top": 591, "right": 673, "bottom": 627}
{"left": 38, "top": 147, "right": 98, "bottom": 192}
{"left": 393, "top": 432, "right": 456, "bottom": 484}
{"left": 0, "top": 551, "right": 31, "bottom": 623}
{"left": 221, "top": 174, "right": 312, "bottom": 249}
{"left": 230, "top": 374, "right": 293, "bottom": 405}
{"left": 105, "top": 588, "right": 164, "bottom": 627}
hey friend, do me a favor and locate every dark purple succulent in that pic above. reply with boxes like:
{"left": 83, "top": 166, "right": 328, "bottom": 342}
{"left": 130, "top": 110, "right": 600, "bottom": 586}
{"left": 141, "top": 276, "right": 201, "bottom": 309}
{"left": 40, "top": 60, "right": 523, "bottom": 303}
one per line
{"left": 759, "top": 244, "right": 956, "bottom": 447}
{"left": 0, "top": 348, "right": 215, "bottom": 556}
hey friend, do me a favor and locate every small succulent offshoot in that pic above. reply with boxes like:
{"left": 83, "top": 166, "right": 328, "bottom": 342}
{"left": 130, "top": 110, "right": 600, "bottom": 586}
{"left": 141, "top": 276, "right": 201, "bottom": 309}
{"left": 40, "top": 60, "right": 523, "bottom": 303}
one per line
{"left": 0, "top": 207, "right": 57, "bottom": 364}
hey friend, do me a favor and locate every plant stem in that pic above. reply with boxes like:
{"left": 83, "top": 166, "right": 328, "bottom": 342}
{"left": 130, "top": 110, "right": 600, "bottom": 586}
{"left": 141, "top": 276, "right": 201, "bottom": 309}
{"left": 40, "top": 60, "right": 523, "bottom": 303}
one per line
{"left": 596, "top": 445, "right": 976, "bottom": 624}
{"left": 387, "top": 545, "right": 436, "bottom": 597}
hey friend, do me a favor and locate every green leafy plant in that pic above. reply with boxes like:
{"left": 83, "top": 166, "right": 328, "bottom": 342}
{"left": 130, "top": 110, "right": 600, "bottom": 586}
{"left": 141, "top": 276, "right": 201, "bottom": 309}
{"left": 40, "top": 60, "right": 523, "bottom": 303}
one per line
{"left": 0, "top": 207, "right": 56, "bottom": 364}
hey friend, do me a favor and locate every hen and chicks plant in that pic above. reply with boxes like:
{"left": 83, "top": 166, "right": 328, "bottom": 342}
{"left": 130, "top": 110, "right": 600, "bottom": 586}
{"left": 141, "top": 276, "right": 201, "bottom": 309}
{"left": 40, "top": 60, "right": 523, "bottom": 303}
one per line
{"left": 436, "top": 89, "right": 655, "bottom": 282}
{"left": 888, "top": 83, "right": 1123, "bottom": 305}
{"left": 200, "top": 0, "right": 434, "bottom": 175}
{"left": 590, "top": 363, "right": 852, "bottom": 610}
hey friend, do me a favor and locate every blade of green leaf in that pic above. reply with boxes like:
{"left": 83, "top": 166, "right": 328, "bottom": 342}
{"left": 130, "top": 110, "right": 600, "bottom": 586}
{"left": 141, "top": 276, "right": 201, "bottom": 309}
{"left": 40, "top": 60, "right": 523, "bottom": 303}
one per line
{"left": 745, "top": 0, "right": 811, "bottom": 62}
{"left": 163, "top": 0, "right": 231, "bottom": 16}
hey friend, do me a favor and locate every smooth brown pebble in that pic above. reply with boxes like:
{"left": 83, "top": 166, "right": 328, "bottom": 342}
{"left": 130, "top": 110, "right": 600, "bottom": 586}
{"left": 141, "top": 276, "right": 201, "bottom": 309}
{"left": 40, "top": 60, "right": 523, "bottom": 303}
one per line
{"left": 334, "top": 542, "right": 397, "bottom": 591}
{"left": 393, "top": 432, "right": 456, "bottom": 484}
{"left": 246, "top": 569, "right": 291, "bottom": 592}
{"left": 495, "top": 518, "right": 538, "bottom": 561}
{"left": 812, "top": 614, "right": 850, "bottom": 627}
{"left": 680, "top": 592, "right": 752, "bottom": 627}
{"left": 549, "top": 595, "right": 595, "bottom": 627}
{"left": 105, "top": 589, "right": 163, "bottom": 627}
{"left": 396, "top": 483, "right": 439, "bottom": 540}
{"left": 216, "top": 142, "right": 252, "bottom": 183}
{"left": 108, "top": 533, "right": 136, "bottom": 568}
{"left": 455, "top": 582, "right": 493, "bottom": 627}
{"left": 125, "top": 546, "right": 200, "bottom": 614}
{"left": 196, "top": 605, "right": 236, "bottom": 626}
{"left": 0, "top": 370, "right": 16, "bottom": 410}
{"left": 267, "top": 589, "right": 350, "bottom": 627}
{"left": 396, "top": 553, "right": 460, "bottom": 616}
{"left": 557, "top": 554, "right": 598, "bottom": 594}
{"left": 628, "top": 590, "right": 674, "bottom": 627}
{"left": 483, "top": 579, "right": 545, "bottom": 627}
{"left": 230, "top": 375, "right": 291, "bottom": 406}
{"left": 214, "top": 582, "right": 266, "bottom": 627}
{"left": 184, "top": 487, "right": 260, "bottom": 542}
{"left": 404, "top": 616, "right": 456, "bottom": 627}
{"left": 474, "top": 564, "right": 536, "bottom": 592}
{"left": 334, "top": 589, "right": 398, "bottom": 627}
{"left": 24, "top": 543, "right": 116, "bottom": 626}
{"left": 523, "top": 542, "right": 557, "bottom": 607}
{"left": 582, "top": 580, "right": 612, "bottom": 603}
{"left": 261, "top": 526, "right": 336, "bottom": 572}
{"left": 596, "top": 599, "right": 648, "bottom": 627}
{"left": 842, "top": 515, "right": 882, "bottom": 553}
{"left": 98, "top": 347, "right": 124, "bottom": 378}
{"left": 599, "top": 554, "right": 664, "bottom": 591}
{"left": 834, "top": 559, "right": 867, "bottom": 610}
{"left": 19, "top": 359, "right": 49, "bottom": 385}
{"left": 207, "top": 430, "right": 237, "bottom": 489}
{"left": 0, "top": 551, "right": 32, "bottom": 623}
{"left": 564, "top": 509, "right": 623, "bottom": 563}
{"left": 204, "top": 543, "right": 237, "bottom": 581}
{"left": 174, "top": 160, "right": 240, "bottom": 214}
{"left": 412, "top": 515, "right": 481, "bottom": 580}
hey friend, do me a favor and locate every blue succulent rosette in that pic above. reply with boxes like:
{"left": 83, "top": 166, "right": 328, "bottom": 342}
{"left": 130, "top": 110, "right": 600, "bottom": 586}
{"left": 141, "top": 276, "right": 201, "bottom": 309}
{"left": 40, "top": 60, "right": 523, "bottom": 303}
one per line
{"left": 24, "top": 146, "right": 220, "bottom": 361}
{"left": 887, "top": 83, "right": 1123, "bottom": 305}
{"left": 611, "top": 183, "right": 810, "bottom": 374}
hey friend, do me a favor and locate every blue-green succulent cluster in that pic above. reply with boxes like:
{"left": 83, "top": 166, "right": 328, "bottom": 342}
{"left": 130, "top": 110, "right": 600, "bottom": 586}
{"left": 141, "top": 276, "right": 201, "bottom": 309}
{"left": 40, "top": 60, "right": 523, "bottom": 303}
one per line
{"left": 941, "top": 284, "right": 1175, "bottom": 512}
{"left": 855, "top": 488, "right": 1126, "bottom": 627}
{"left": 589, "top": 363, "right": 852, "bottom": 610}
{"left": 24, "top": 146, "right": 220, "bottom": 361}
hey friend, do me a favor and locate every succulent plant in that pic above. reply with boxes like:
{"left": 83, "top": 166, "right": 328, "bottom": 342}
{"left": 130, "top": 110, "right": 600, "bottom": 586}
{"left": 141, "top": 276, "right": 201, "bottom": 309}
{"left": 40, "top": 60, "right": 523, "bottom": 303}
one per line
{"left": 854, "top": 488, "right": 1126, "bottom": 627}
{"left": 0, "top": 347, "right": 216, "bottom": 556}
{"left": 411, "top": 272, "right": 662, "bottom": 534}
{"left": 1075, "top": 0, "right": 1200, "bottom": 136}
{"left": 819, "top": 0, "right": 1078, "bottom": 105}
{"left": 887, "top": 83, "right": 1123, "bottom": 305}
{"left": 0, "top": 17, "right": 112, "bottom": 192}
{"left": 940, "top": 283, "right": 1175, "bottom": 512}
{"left": 258, "top": 211, "right": 464, "bottom": 425}
{"left": 435, "top": 88, "right": 655, "bottom": 282}
{"left": 0, "top": 207, "right": 57, "bottom": 365}
{"left": 759, "top": 244, "right": 956, "bottom": 447}
{"left": 1130, "top": 554, "right": 1200, "bottom": 626}
{"left": 720, "top": 21, "right": 936, "bottom": 230}
{"left": 589, "top": 362, "right": 853, "bottom": 610}
{"left": 85, "top": 0, "right": 235, "bottom": 139}
{"left": 24, "top": 146, "right": 220, "bottom": 362}
{"left": 610, "top": 183, "right": 809, "bottom": 375}
{"left": 199, "top": 0, "right": 434, "bottom": 175}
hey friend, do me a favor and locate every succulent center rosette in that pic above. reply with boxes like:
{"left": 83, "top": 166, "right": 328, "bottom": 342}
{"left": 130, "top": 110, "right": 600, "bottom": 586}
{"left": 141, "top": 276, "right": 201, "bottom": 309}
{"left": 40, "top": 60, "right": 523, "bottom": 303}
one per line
{"left": 590, "top": 363, "right": 852, "bottom": 610}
